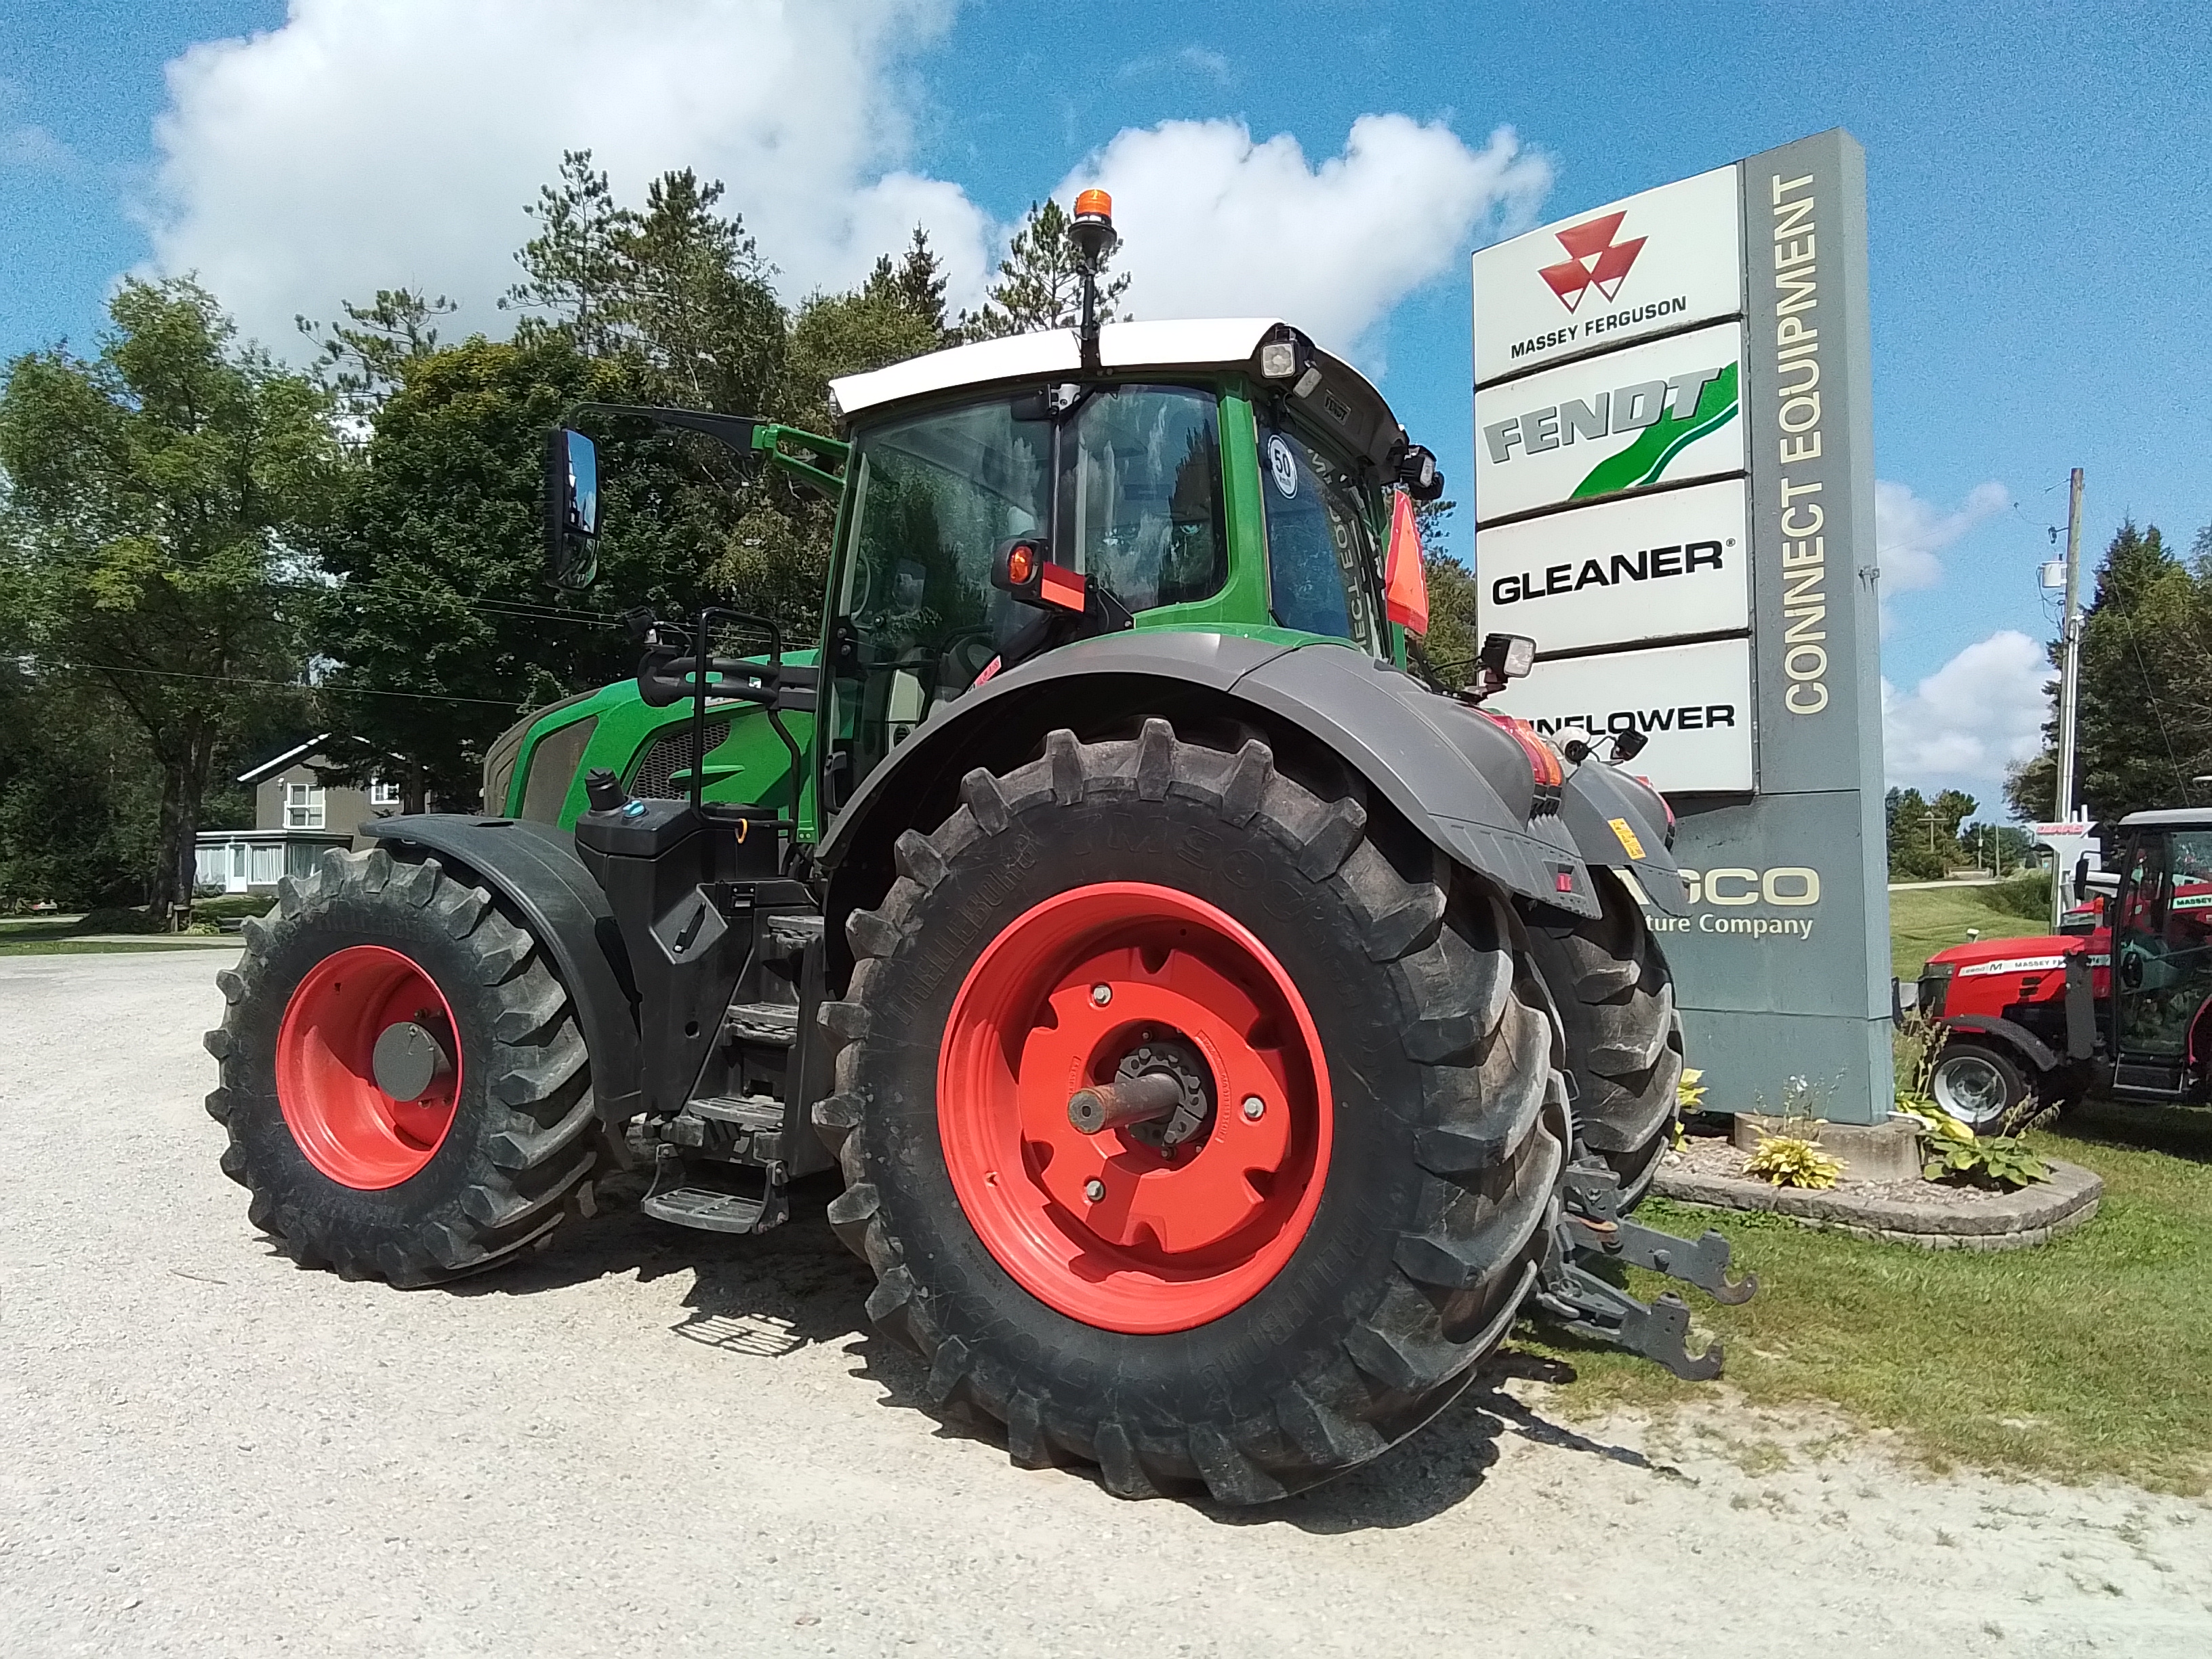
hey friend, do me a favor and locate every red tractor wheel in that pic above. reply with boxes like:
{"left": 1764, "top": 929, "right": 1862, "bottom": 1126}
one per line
{"left": 205, "top": 848, "right": 602, "bottom": 1286}
{"left": 935, "top": 881, "right": 1334, "bottom": 1334}
{"left": 815, "top": 720, "right": 1567, "bottom": 1503}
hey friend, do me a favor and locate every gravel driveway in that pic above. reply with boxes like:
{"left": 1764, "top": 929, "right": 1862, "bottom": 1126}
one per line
{"left": 3, "top": 950, "right": 2207, "bottom": 1657}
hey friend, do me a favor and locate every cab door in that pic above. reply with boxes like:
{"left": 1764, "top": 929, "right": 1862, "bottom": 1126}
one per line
{"left": 2110, "top": 828, "right": 2212, "bottom": 1094}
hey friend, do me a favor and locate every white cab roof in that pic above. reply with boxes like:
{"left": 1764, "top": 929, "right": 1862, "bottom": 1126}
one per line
{"left": 827, "top": 318, "right": 1407, "bottom": 467}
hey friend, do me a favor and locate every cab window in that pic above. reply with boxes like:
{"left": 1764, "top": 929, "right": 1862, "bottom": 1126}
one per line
{"left": 827, "top": 386, "right": 1229, "bottom": 808}
{"left": 1060, "top": 386, "right": 1225, "bottom": 611}
{"left": 1257, "top": 422, "right": 1386, "bottom": 653}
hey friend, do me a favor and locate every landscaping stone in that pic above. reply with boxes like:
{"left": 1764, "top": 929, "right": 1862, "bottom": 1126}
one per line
{"left": 1654, "top": 1151, "right": 2102, "bottom": 1250}
{"left": 1729, "top": 1112, "right": 1923, "bottom": 1182}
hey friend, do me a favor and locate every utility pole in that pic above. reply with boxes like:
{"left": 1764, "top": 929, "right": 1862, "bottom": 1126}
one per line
{"left": 2051, "top": 466, "right": 2086, "bottom": 928}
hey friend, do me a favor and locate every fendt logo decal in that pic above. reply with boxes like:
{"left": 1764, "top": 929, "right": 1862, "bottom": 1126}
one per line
{"left": 1481, "top": 364, "right": 1740, "bottom": 499}
{"left": 1540, "top": 212, "right": 1646, "bottom": 312}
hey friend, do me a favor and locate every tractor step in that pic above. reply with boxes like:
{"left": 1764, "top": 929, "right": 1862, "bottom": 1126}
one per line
{"left": 722, "top": 1002, "right": 799, "bottom": 1046}
{"left": 640, "top": 1145, "right": 789, "bottom": 1233}
{"left": 640, "top": 1185, "right": 771, "bottom": 1233}
{"left": 688, "top": 1093, "right": 785, "bottom": 1128}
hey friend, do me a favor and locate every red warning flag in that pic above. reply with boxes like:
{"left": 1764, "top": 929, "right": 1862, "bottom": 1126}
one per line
{"left": 1384, "top": 488, "right": 1429, "bottom": 636}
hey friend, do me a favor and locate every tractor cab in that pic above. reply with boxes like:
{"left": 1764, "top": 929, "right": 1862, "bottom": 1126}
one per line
{"left": 1920, "top": 807, "right": 2212, "bottom": 1125}
{"left": 2100, "top": 810, "right": 2212, "bottom": 1097}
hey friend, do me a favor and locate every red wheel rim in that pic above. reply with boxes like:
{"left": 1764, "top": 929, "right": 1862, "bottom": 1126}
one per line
{"left": 274, "top": 945, "right": 463, "bottom": 1189}
{"left": 937, "top": 882, "right": 1333, "bottom": 1334}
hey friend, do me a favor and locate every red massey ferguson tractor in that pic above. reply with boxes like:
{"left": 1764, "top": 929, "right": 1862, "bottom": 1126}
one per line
{"left": 203, "top": 198, "right": 1753, "bottom": 1503}
{"left": 1919, "top": 808, "right": 2212, "bottom": 1128}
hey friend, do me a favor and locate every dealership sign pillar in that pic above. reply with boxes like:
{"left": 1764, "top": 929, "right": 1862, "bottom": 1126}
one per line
{"left": 1474, "top": 129, "right": 1893, "bottom": 1124}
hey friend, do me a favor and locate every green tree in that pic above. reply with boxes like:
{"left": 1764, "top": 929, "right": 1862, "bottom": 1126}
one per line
{"left": 501, "top": 151, "right": 786, "bottom": 416}
{"left": 310, "top": 335, "right": 725, "bottom": 807}
{"left": 1887, "top": 785, "right": 1979, "bottom": 880}
{"left": 958, "top": 198, "right": 1132, "bottom": 341}
{"left": 0, "top": 278, "right": 339, "bottom": 912}
{"left": 1406, "top": 497, "right": 1480, "bottom": 690}
{"left": 296, "top": 287, "right": 457, "bottom": 416}
{"left": 311, "top": 161, "right": 962, "bottom": 790}
{"left": 2005, "top": 518, "right": 2212, "bottom": 822}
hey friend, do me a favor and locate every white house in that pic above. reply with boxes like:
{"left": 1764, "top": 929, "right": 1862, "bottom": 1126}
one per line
{"left": 193, "top": 736, "right": 413, "bottom": 894}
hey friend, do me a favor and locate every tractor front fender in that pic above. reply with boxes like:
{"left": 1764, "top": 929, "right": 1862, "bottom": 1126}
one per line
{"left": 819, "top": 633, "right": 1682, "bottom": 922}
{"left": 1942, "top": 1013, "right": 2062, "bottom": 1076}
{"left": 363, "top": 815, "right": 642, "bottom": 1143}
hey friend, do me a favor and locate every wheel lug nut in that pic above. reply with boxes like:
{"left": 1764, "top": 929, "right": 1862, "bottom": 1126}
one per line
{"left": 1090, "top": 983, "right": 1111, "bottom": 1006}
{"left": 1242, "top": 1095, "right": 1265, "bottom": 1121}
{"left": 1084, "top": 1178, "right": 1106, "bottom": 1203}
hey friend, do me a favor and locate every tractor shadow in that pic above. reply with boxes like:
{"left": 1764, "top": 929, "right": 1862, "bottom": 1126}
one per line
{"left": 437, "top": 1168, "right": 877, "bottom": 1355}
{"left": 2062, "top": 1098, "right": 2212, "bottom": 1165}
{"left": 436, "top": 1182, "right": 1678, "bottom": 1528}
{"left": 847, "top": 1333, "right": 1673, "bottom": 1531}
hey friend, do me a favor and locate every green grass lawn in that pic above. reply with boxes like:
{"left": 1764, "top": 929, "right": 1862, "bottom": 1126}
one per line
{"left": 0, "top": 937, "right": 238, "bottom": 956}
{"left": 1887, "top": 880, "right": 2053, "bottom": 981}
{"left": 1535, "top": 1102, "right": 2212, "bottom": 1492}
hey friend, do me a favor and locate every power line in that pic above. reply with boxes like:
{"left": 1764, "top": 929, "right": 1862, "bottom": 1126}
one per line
{"left": 47, "top": 659, "right": 529, "bottom": 709}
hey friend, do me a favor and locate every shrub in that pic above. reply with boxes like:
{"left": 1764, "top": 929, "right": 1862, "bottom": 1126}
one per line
{"left": 1742, "top": 1134, "right": 1843, "bottom": 1189}
{"left": 1902, "top": 1105, "right": 2051, "bottom": 1190}
{"left": 1980, "top": 872, "right": 2054, "bottom": 922}
{"left": 76, "top": 905, "right": 163, "bottom": 935}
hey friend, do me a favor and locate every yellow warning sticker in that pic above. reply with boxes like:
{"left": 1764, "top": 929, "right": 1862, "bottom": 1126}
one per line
{"left": 1607, "top": 817, "right": 1647, "bottom": 861}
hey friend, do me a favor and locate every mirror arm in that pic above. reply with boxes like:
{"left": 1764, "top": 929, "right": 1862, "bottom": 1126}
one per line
{"left": 759, "top": 445, "right": 844, "bottom": 499}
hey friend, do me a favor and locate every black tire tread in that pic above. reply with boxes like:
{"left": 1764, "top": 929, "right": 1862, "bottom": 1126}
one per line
{"left": 1524, "top": 867, "right": 1684, "bottom": 1207}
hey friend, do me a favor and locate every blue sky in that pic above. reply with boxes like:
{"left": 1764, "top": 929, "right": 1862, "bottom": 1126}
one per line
{"left": 3, "top": 1, "right": 2207, "bottom": 812}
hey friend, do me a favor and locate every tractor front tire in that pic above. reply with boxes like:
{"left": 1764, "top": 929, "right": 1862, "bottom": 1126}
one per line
{"left": 1523, "top": 869, "right": 1684, "bottom": 1209}
{"left": 204, "top": 848, "right": 602, "bottom": 1287}
{"left": 815, "top": 720, "right": 1568, "bottom": 1503}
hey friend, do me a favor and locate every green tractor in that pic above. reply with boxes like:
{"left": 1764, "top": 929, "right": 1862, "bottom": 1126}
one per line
{"left": 206, "top": 195, "right": 1748, "bottom": 1502}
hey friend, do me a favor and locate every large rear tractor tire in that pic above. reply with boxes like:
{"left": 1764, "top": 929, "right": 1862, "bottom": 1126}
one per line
{"left": 203, "top": 848, "right": 602, "bottom": 1287}
{"left": 1523, "top": 868, "right": 1684, "bottom": 1209}
{"left": 815, "top": 720, "right": 1568, "bottom": 1503}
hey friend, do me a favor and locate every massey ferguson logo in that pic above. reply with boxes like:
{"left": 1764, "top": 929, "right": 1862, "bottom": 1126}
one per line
{"left": 1540, "top": 212, "right": 1646, "bottom": 312}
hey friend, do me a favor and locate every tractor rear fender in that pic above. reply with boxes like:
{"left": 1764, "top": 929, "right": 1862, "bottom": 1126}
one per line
{"left": 817, "top": 632, "right": 1685, "bottom": 931}
{"left": 1942, "top": 1013, "right": 2062, "bottom": 1077}
{"left": 363, "top": 815, "right": 642, "bottom": 1147}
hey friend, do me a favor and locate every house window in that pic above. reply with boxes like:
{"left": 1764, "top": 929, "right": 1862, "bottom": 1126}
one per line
{"left": 369, "top": 776, "right": 402, "bottom": 808}
{"left": 284, "top": 779, "right": 325, "bottom": 830}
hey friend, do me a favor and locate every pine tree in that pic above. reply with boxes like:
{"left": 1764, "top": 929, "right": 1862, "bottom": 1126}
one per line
{"left": 958, "top": 199, "right": 1132, "bottom": 341}
{"left": 2005, "top": 518, "right": 2212, "bottom": 821}
{"left": 295, "top": 287, "right": 457, "bottom": 417}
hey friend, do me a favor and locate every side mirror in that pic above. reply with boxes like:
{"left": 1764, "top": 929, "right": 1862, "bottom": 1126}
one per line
{"left": 543, "top": 427, "right": 600, "bottom": 590}
{"left": 2072, "top": 853, "right": 2090, "bottom": 902}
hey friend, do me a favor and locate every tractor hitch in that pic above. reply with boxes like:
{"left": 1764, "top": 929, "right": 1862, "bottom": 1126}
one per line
{"left": 1533, "top": 1160, "right": 1756, "bottom": 1379}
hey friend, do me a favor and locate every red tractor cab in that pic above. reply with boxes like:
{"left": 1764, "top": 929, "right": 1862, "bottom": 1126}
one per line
{"left": 1918, "top": 808, "right": 2212, "bottom": 1129}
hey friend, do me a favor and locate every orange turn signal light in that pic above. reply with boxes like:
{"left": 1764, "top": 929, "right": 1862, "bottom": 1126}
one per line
{"left": 1006, "top": 541, "right": 1036, "bottom": 585}
{"left": 1073, "top": 188, "right": 1113, "bottom": 220}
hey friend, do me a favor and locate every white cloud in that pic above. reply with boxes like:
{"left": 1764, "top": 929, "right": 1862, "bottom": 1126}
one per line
{"left": 1060, "top": 116, "right": 1551, "bottom": 362}
{"left": 1882, "top": 629, "right": 2050, "bottom": 791}
{"left": 1874, "top": 477, "right": 2009, "bottom": 629}
{"left": 137, "top": 0, "right": 989, "bottom": 350}
{"left": 0, "top": 77, "right": 75, "bottom": 174}
{"left": 134, "top": 3, "right": 1551, "bottom": 384}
